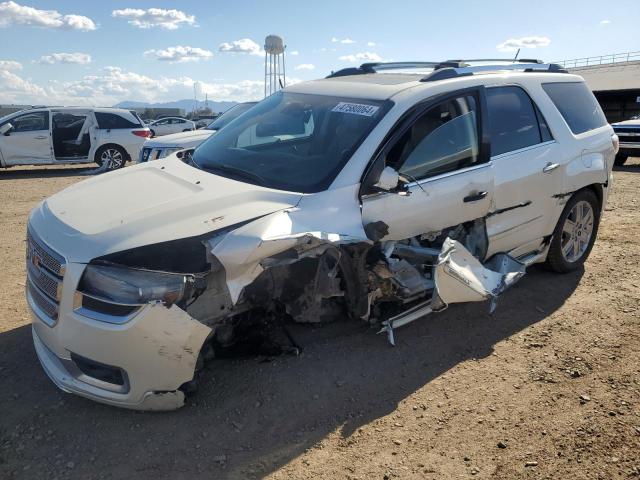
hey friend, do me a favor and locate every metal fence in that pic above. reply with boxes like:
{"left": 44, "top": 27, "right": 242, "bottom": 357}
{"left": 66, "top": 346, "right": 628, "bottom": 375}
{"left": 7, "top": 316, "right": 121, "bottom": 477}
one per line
{"left": 554, "top": 51, "right": 640, "bottom": 69}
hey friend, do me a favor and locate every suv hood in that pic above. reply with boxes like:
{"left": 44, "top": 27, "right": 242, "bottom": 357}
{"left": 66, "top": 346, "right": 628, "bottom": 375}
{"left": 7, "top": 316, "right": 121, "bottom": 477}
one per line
{"left": 144, "top": 129, "right": 215, "bottom": 148}
{"left": 29, "top": 157, "right": 303, "bottom": 263}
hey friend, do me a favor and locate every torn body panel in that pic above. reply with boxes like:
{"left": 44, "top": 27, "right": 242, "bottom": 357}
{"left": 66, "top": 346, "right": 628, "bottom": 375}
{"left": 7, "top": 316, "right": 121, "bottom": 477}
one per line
{"left": 380, "top": 237, "right": 525, "bottom": 345}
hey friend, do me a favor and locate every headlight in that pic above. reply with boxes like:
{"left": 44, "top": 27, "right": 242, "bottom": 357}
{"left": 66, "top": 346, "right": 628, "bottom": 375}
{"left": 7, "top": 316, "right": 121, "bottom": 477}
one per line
{"left": 78, "top": 264, "right": 195, "bottom": 307}
{"left": 158, "top": 147, "right": 183, "bottom": 159}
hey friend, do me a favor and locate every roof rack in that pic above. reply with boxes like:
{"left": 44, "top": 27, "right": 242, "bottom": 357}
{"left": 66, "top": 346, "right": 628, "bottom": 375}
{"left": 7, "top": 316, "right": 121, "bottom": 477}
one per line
{"left": 325, "top": 59, "right": 567, "bottom": 80}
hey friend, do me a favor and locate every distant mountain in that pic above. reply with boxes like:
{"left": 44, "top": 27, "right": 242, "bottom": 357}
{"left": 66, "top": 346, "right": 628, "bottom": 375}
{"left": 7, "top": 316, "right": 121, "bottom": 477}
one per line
{"left": 114, "top": 99, "right": 239, "bottom": 113}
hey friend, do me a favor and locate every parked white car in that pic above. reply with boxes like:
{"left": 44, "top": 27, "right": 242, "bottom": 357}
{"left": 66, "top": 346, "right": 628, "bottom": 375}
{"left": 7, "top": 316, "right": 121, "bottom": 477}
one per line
{"left": 147, "top": 117, "right": 196, "bottom": 137}
{"left": 0, "top": 107, "right": 151, "bottom": 170}
{"left": 138, "top": 102, "right": 257, "bottom": 162}
{"left": 26, "top": 60, "right": 616, "bottom": 410}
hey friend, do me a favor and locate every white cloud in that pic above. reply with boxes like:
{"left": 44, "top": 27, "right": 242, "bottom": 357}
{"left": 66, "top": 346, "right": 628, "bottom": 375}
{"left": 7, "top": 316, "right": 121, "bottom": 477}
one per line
{"left": 144, "top": 46, "right": 213, "bottom": 63}
{"left": 218, "top": 38, "right": 263, "bottom": 56}
{"left": 496, "top": 36, "right": 551, "bottom": 52}
{"left": 0, "top": 1, "right": 96, "bottom": 30}
{"left": 367, "top": 41, "right": 376, "bottom": 47}
{"left": 294, "top": 63, "right": 315, "bottom": 71}
{"left": 600, "top": 19, "right": 611, "bottom": 25}
{"left": 332, "top": 36, "right": 355, "bottom": 44}
{"left": 111, "top": 8, "right": 195, "bottom": 30}
{"left": 37, "top": 52, "right": 92, "bottom": 65}
{"left": 339, "top": 51, "right": 383, "bottom": 63}
{"left": 0, "top": 64, "right": 272, "bottom": 105}
{"left": 0, "top": 59, "right": 22, "bottom": 70}
{"left": 290, "top": 50, "right": 299, "bottom": 56}
{"left": 0, "top": 61, "right": 46, "bottom": 103}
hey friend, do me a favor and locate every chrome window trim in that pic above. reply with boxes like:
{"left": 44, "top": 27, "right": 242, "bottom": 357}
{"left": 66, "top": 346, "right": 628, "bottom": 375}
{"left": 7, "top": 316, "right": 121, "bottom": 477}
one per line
{"left": 490, "top": 140, "right": 556, "bottom": 161}
{"left": 407, "top": 161, "right": 492, "bottom": 187}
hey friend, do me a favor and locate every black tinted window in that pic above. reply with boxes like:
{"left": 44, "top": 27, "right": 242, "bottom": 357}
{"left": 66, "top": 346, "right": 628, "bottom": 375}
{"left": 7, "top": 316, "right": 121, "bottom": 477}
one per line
{"left": 95, "top": 112, "right": 141, "bottom": 129}
{"left": 9, "top": 111, "right": 49, "bottom": 132}
{"left": 487, "top": 86, "right": 542, "bottom": 156}
{"left": 534, "top": 104, "right": 553, "bottom": 142}
{"left": 390, "top": 95, "right": 480, "bottom": 180}
{"left": 542, "top": 82, "right": 607, "bottom": 134}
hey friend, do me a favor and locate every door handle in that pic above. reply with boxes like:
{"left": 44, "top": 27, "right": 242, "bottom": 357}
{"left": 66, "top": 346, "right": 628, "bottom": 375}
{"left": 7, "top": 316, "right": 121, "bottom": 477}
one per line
{"left": 543, "top": 162, "right": 559, "bottom": 173}
{"left": 463, "top": 191, "right": 488, "bottom": 203}
{"left": 34, "top": 135, "right": 47, "bottom": 140}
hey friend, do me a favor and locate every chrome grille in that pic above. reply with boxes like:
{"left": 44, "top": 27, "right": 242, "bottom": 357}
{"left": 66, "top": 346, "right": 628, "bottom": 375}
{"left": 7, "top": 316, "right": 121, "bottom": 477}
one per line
{"left": 26, "top": 229, "right": 64, "bottom": 276}
{"left": 27, "top": 278, "right": 58, "bottom": 322}
{"left": 26, "top": 228, "right": 65, "bottom": 326}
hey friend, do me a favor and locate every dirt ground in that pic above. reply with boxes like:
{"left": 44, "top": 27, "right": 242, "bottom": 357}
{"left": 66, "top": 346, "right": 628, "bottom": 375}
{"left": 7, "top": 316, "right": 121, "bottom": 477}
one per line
{"left": 0, "top": 160, "right": 638, "bottom": 480}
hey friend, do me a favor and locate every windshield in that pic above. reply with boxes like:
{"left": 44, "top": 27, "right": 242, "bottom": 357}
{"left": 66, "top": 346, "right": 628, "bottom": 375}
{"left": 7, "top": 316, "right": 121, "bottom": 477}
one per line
{"left": 192, "top": 92, "right": 388, "bottom": 193}
{"left": 206, "top": 103, "right": 257, "bottom": 131}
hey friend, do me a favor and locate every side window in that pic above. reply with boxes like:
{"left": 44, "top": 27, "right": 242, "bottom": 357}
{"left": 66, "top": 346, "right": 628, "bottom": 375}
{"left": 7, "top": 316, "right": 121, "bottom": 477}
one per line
{"left": 388, "top": 95, "right": 480, "bottom": 180}
{"left": 486, "top": 86, "right": 544, "bottom": 156}
{"left": 9, "top": 112, "right": 49, "bottom": 132}
{"left": 94, "top": 112, "right": 141, "bottom": 129}
{"left": 534, "top": 104, "right": 553, "bottom": 142}
{"left": 542, "top": 82, "right": 608, "bottom": 135}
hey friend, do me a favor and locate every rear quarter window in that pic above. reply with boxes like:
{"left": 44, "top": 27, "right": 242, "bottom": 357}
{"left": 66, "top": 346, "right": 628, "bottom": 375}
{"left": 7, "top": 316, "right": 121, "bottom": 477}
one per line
{"left": 542, "top": 82, "right": 608, "bottom": 135}
{"left": 95, "top": 112, "right": 141, "bottom": 129}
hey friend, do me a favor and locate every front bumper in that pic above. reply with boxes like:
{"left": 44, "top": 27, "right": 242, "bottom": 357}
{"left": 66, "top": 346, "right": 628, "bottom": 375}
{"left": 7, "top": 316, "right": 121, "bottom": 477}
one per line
{"left": 28, "top": 262, "right": 211, "bottom": 411}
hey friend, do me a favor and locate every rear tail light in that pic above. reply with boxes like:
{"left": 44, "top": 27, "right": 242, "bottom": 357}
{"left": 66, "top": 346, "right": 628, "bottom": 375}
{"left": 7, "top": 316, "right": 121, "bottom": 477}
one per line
{"left": 132, "top": 129, "right": 152, "bottom": 138}
{"left": 612, "top": 134, "right": 619, "bottom": 154}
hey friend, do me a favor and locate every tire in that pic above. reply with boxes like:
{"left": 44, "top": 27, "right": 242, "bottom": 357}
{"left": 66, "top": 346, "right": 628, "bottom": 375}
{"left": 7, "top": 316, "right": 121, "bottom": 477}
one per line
{"left": 150, "top": 129, "right": 156, "bottom": 137}
{"left": 614, "top": 154, "right": 628, "bottom": 166}
{"left": 182, "top": 129, "right": 191, "bottom": 132}
{"left": 95, "top": 145, "right": 127, "bottom": 171}
{"left": 545, "top": 189, "right": 600, "bottom": 273}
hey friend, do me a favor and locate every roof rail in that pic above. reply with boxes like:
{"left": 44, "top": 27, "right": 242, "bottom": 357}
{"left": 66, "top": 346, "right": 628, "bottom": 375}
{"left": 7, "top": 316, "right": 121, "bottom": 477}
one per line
{"left": 446, "top": 58, "right": 544, "bottom": 65}
{"left": 326, "top": 60, "right": 567, "bottom": 80}
{"left": 420, "top": 62, "right": 567, "bottom": 82}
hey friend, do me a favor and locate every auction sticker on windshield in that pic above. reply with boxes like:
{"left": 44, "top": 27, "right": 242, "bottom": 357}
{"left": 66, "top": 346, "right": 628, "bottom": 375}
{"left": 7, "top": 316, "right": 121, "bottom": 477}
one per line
{"left": 332, "top": 102, "right": 380, "bottom": 117}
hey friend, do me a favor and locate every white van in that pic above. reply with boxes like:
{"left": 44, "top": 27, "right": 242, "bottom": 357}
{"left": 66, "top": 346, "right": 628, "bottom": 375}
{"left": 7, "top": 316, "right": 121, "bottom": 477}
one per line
{"left": 0, "top": 107, "right": 151, "bottom": 171}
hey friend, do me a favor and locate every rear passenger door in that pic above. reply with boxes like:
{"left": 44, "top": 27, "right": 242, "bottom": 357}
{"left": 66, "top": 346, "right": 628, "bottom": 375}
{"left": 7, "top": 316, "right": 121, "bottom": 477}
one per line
{"left": 361, "top": 88, "right": 494, "bottom": 242}
{"left": 484, "top": 85, "right": 562, "bottom": 258}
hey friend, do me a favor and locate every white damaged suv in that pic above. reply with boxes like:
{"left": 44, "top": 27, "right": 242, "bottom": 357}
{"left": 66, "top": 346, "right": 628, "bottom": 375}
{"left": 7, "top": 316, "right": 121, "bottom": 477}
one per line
{"left": 26, "top": 60, "right": 617, "bottom": 410}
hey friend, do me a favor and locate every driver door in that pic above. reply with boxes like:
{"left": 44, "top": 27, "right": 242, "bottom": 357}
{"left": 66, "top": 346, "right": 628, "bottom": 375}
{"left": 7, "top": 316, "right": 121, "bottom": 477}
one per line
{"left": 361, "top": 88, "right": 494, "bottom": 243}
{"left": 0, "top": 110, "right": 52, "bottom": 166}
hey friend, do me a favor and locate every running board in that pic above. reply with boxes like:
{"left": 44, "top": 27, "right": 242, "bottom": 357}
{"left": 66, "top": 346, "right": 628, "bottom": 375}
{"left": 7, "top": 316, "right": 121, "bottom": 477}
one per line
{"left": 378, "top": 300, "right": 433, "bottom": 346}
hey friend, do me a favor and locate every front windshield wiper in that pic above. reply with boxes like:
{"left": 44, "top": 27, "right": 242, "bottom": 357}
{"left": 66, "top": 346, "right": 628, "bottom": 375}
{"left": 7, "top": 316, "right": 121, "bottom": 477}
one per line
{"left": 201, "top": 164, "right": 267, "bottom": 187}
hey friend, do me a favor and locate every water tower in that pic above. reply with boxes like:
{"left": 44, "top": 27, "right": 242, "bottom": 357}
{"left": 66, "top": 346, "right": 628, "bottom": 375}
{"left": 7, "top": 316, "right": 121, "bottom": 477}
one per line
{"left": 264, "top": 35, "right": 286, "bottom": 97}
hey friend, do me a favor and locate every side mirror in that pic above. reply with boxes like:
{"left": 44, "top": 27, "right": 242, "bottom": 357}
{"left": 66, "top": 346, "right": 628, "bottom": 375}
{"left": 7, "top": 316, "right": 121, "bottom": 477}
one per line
{"left": 0, "top": 123, "right": 13, "bottom": 136}
{"left": 374, "top": 166, "right": 400, "bottom": 191}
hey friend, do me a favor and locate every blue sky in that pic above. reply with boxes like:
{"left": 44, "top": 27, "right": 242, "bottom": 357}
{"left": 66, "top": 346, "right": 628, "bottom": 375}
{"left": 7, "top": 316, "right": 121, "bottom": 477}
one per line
{"left": 0, "top": 0, "right": 638, "bottom": 106}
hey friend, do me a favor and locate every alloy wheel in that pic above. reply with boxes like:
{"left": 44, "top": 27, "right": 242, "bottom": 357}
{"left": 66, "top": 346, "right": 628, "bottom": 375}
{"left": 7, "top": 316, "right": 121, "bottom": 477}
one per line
{"left": 101, "top": 148, "right": 124, "bottom": 170}
{"left": 560, "top": 200, "right": 594, "bottom": 263}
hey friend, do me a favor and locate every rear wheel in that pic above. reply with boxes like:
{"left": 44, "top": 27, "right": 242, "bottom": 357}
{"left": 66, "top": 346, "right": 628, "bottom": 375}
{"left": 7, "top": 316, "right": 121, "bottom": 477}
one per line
{"left": 95, "top": 145, "right": 127, "bottom": 171}
{"left": 545, "top": 189, "right": 600, "bottom": 273}
{"left": 614, "top": 154, "right": 628, "bottom": 166}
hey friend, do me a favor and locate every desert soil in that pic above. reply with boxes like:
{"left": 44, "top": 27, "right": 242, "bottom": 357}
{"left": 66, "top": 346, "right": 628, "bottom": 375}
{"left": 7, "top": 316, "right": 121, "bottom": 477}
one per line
{"left": 0, "top": 161, "right": 638, "bottom": 480}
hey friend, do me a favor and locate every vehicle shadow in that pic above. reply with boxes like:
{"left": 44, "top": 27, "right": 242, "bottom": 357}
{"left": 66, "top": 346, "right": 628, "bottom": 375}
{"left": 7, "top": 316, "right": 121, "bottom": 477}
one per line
{"left": 0, "top": 265, "right": 583, "bottom": 480}
{"left": 614, "top": 156, "right": 640, "bottom": 172}
{"left": 0, "top": 165, "right": 101, "bottom": 179}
